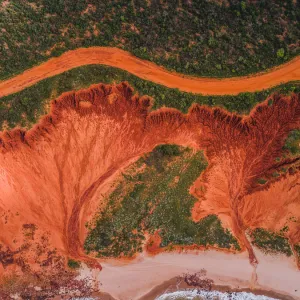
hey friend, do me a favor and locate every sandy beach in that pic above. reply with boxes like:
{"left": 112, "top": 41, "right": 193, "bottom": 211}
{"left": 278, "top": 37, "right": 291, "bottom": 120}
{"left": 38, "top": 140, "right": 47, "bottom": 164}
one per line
{"left": 80, "top": 247, "right": 300, "bottom": 300}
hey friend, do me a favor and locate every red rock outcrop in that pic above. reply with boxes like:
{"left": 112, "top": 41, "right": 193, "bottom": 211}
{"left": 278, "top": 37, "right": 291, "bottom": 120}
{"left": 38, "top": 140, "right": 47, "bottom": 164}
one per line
{"left": 0, "top": 82, "right": 299, "bottom": 268}
{"left": 0, "top": 82, "right": 195, "bottom": 262}
{"left": 190, "top": 93, "right": 300, "bottom": 264}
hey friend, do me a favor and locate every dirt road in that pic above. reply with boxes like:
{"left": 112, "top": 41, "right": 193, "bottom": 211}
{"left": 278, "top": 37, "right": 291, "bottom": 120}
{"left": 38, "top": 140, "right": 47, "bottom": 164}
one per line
{"left": 0, "top": 47, "right": 299, "bottom": 97}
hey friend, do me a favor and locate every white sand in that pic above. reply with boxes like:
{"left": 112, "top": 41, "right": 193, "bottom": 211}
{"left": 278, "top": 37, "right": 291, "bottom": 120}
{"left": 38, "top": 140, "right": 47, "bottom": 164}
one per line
{"left": 79, "top": 248, "right": 300, "bottom": 300}
{"left": 157, "top": 290, "right": 277, "bottom": 300}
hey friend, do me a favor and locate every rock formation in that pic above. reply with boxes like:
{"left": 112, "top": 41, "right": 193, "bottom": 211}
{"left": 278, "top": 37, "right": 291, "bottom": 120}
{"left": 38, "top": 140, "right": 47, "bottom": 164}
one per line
{"left": 0, "top": 82, "right": 299, "bottom": 267}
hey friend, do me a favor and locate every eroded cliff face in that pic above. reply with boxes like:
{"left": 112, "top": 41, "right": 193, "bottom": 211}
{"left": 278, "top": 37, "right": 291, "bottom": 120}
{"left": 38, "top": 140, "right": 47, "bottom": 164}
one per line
{"left": 190, "top": 94, "right": 300, "bottom": 264}
{"left": 0, "top": 82, "right": 299, "bottom": 268}
{"left": 0, "top": 83, "right": 196, "bottom": 261}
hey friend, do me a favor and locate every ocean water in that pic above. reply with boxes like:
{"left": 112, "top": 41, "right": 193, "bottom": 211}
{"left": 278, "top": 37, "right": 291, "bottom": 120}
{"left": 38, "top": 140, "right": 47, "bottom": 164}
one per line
{"left": 156, "top": 290, "right": 278, "bottom": 300}
{"left": 68, "top": 290, "right": 278, "bottom": 300}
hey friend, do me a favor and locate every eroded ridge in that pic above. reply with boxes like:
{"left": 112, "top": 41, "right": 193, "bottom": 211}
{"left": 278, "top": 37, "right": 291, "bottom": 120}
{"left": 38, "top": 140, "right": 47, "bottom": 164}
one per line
{"left": 190, "top": 93, "right": 300, "bottom": 264}
{"left": 0, "top": 82, "right": 195, "bottom": 262}
{"left": 0, "top": 82, "right": 299, "bottom": 268}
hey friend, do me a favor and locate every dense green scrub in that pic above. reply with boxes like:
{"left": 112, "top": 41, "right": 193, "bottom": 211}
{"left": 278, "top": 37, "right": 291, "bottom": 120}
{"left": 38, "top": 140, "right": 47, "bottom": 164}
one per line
{"left": 84, "top": 145, "right": 240, "bottom": 257}
{"left": 67, "top": 259, "right": 80, "bottom": 269}
{"left": 0, "top": 0, "right": 299, "bottom": 79}
{"left": 294, "top": 244, "right": 300, "bottom": 263}
{"left": 250, "top": 228, "right": 292, "bottom": 256}
{"left": 283, "top": 130, "right": 300, "bottom": 156}
{"left": 1, "top": 64, "right": 299, "bottom": 129}
{"left": 258, "top": 127, "right": 300, "bottom": 184}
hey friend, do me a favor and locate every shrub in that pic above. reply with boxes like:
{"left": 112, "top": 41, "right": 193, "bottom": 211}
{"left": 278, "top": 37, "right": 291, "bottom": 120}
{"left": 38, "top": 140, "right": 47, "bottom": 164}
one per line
{"left": 250, "top": 228, "right": 292, "bottom": 256}
{"left": 67, "top": 259, "right": 80, "bottom": 269}
{"left": 277, "top": 48, "right": 285, "bottom": 58}
{"left": 84, "top": 146, "right": 240, "bottom": 257}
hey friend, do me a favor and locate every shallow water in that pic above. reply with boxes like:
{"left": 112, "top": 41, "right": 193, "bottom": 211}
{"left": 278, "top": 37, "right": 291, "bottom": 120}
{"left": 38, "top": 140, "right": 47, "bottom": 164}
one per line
{"left": 156, "top": 290, "right": 278, "bottom": 300}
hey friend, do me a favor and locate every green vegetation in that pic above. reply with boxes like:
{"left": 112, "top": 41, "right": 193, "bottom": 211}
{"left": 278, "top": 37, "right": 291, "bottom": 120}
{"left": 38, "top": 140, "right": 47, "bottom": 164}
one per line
{"left": 294, "top": 244, "right": 300, "bottom": 262}
{"left": 283, "top": 129, "right": 300, "bottom": 155}
{"left": 277, "top": 48, "right": 285, "bottom": 58}
{"left": 0, "top": 0, "right": 299, "bottom": 80}
{"left": 257, "top": 178, "right": 268, "bottom": 185}
{"left": 295, "top": 244, "right": 300, "bottom": 255}
{"left": 250, "top": 228, "right": 292, "bottom": 256}
{"left": 84, "top": 145, "right": 239, "bottom": 257}
{"left": 67, "top": 259, "right": 80, "bottom": 269}
{"left": 1, "top": 64, "right": 299, "bottom": 129}
{"left": 279, "top": 225, "right": 289, "bottom": 235}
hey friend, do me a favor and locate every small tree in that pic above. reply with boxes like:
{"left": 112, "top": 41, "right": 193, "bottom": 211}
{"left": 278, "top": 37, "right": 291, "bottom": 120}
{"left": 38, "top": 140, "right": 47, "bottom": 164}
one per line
{"left": 67, "top": 259, "right": 81, "bottom": 269}
{"left": 277, "top": 48, "right": 285, "bottom": 58}
{"left": 241, "top": 1, "right": 246, "bottom": 11}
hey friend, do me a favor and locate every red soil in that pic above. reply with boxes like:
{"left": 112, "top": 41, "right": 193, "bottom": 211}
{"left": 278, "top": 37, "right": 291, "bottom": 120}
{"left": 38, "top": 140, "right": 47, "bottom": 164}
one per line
{"left": 0, "top": 47, "right": 299, "bottom": 97}
{"left": 190, "top": 94, "right": 300, "bottom": 264}
{"left": 0, "top": 82, "right": 299, "bottom": 268}
{"left": 0, "top": 83, "right": 195, "bottom": 262}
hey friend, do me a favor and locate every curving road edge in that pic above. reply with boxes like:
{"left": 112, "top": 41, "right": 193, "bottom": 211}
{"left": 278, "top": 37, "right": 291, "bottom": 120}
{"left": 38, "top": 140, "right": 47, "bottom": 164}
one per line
{"left": 0, "top": 47, "right": 299, "bottom": 97}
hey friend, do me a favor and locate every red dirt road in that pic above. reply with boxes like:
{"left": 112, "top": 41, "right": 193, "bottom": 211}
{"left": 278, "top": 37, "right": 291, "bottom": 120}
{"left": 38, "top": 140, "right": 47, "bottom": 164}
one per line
{"left": 0, "top": 47, "right": 299, "bottom": 97}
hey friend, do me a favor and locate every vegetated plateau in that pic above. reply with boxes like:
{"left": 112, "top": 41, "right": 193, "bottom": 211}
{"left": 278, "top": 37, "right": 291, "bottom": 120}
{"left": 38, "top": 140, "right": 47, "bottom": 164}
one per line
{"left": 0, "top": 0, "right": 299, "bottom": 80}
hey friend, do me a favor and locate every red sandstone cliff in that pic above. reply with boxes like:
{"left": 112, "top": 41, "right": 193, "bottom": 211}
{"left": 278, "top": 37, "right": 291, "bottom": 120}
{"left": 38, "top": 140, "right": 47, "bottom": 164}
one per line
{"left": 0, "top": 83, "right": 195, "bottom": 262}
{"left": 0, "top": 82, "right": 299, "bottom": 267}
{"left": 190, "top": 93, "right": 300, "bottom": 264}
